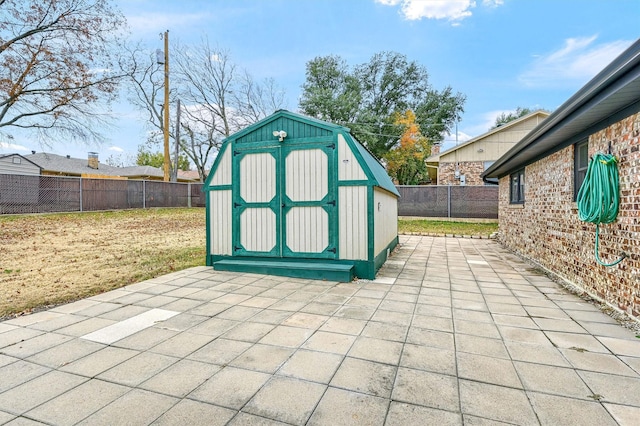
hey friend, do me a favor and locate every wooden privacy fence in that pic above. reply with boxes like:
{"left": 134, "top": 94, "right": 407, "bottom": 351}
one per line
{"left": 0, "top": 174, "right": 204, "bottom": 214}
{"left": 396, "top": 185, "right": 498, "bottom": 219}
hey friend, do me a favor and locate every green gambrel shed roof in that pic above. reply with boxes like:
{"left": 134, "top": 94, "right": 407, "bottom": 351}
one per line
{"left": 223, "top": 109, "right": 398, "bottom": 197}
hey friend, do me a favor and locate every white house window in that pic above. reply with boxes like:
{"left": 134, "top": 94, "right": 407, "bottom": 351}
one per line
{"left": 510, "top": 169, "right": 525, "bottom": 204}
{"left": 12, "top": 157, "right": 21, "bottom": 164}
{"left": 574, "top": 139, "right": 588, "bottom": 200}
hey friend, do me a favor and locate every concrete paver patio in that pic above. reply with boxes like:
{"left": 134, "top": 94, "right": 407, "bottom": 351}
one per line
{"left": 1, "top": 235, "right": 639, "bottom": 425}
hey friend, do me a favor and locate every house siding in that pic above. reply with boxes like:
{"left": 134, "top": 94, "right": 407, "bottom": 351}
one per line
{"left": 498, "top": 112, "right": 640, "bottom": 319}
{"left": 0, "top": 155, "right": 40, "bottom": 176}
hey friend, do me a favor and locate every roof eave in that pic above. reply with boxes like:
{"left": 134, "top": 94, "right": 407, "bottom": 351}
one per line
{"left": 483, "top": 38, "right": 640, "bottom": 180}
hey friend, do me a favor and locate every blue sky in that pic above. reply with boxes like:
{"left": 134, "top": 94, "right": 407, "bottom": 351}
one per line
{"left": 2, "top": 0, "right": 639, "bottom": 164}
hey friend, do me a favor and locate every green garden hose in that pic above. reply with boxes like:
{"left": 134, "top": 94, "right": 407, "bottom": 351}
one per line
{"left": 576, "top": 152, "right": 626, "bottom": 266}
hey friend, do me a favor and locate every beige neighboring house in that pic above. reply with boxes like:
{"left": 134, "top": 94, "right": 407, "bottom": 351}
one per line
{"left": 426, "top": 110, "right": 550, "bottom": 185}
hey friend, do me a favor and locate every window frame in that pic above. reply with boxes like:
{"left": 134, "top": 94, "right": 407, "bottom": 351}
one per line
{"left": 509, "top": 168, "right": 525, "bottom": 204}
{"left": 574, "top": 139, "right": 589, "bottom": 201}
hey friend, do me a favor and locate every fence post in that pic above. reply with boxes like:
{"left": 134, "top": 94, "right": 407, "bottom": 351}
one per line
{"left": 188, "top": 183, "right": 192, "bottom": 208}
{"left": 143, "top": 180, "right": 146, "bottom": 209}
{"left": 447, "top": 185, "right": 451, "bottom": 218}
{"left": 79, "top": 177, "right": 83, "bottom": 212}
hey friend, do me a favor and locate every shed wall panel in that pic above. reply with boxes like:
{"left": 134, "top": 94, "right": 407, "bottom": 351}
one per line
{"left": 338, "top": 134, "right": 367, "bottom": 181}
{"left": 240, "top": 153, "right": 276, "bottom": 203}
{"left": 240, "top": 207, "right": 276, "bottom": 252}
{"left": 339, "top": 186, "right": 368, "bottom": 260}
{"left": 374, "top": 188, "right": 398, "bottom": 254}
{"left": 285, "top": 149, "right": 328, "bottom": 201}
{"left": 210, "top": 147, "right": 232, "bottom": 186}
{"left": 209, "top": 190, "right": 232, "bottom": 255}
{"left": 286, "top": 206, "right": 328, "bottom": 253}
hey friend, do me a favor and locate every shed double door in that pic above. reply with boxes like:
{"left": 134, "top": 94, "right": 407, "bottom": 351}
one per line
{"left": 232, "top": 143, "right": 336, "bottom": 259}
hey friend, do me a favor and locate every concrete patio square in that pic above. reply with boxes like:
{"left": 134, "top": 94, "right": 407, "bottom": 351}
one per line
{"left": 1, "top": 235, "right": 639, "bottom": 425}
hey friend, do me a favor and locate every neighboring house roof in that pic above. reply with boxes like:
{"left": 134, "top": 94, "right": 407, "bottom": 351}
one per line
{"left": 483, "top": 38, "right": 640, "bottom": 180}
{"left": 24, "top": 152, "right": 198, "bottom": 181}
{"left": 0, "top": 153, "right": 42, "bottom": 170}
{"left": 425, "top": 110, "right": 550, "bottom": 163}
{"left": 25, "top": 152, "right": 117, "bottom": 176}
{"left": 118, "top": 165, "right": 165, "bottom": 179}
{"left": 178, "top": 170, "right": 202, "bottom": 181}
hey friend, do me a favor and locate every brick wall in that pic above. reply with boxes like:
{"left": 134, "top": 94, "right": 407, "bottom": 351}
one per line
{"left": 498, "top": 112, "right": 640, "bottom": 319}
{"left": 438, "top": 161, "right": 486, "bottom": 186}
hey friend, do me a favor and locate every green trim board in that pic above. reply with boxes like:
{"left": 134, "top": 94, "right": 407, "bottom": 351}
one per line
{"left": 337, "top": 180, "right": 369, "bottom": 187}
{"left": 213, "top": 259, "right": 354, "bottom": 282}
{"left": 206, "top": 184, "right": 232, "bottom": 191}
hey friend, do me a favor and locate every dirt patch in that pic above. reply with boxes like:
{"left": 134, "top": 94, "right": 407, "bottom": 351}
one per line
{"left": 0, "top": 208, "right": 205, "bottom": 318}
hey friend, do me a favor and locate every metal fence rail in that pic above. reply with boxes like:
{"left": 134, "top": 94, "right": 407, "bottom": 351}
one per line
{"left": 397, "top": 185, "right": 498, "bottom": 219}
{"left": 0, "top": 174, "right": 204, "bottom": 214}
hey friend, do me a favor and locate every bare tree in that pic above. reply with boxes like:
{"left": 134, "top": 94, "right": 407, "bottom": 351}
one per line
{"left": 125, "top": 37, "right": 286, "bottom": 182}
{"left": 0, "top": 0, "right": 128, "bottom": 144}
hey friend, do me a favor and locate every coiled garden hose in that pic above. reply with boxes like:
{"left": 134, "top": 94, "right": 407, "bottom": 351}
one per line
{"left": 576, "top": 152, "right": 626, "bottom": 267}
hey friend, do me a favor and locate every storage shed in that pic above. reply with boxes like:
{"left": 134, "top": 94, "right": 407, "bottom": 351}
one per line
{"left": 204, "top": 110, "right": 399, "bottom": 282}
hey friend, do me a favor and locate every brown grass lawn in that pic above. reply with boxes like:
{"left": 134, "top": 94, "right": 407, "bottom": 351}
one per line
{"left": 0, "top": 209, "right": 496, "bottom": 319}
{"left": 0, "top": 208, "right": 205, "bottom": 318}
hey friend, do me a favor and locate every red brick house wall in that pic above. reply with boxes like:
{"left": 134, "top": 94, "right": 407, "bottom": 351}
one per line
{"left": 498, "top": 112, "right": 640, "bottom": 319}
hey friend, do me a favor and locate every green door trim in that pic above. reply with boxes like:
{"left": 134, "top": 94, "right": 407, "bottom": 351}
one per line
{"left": 232, "top": 146, "right": 281, "bottom": 257}
{"left": 281, "top": 142, "right": 338, "bottom": 260}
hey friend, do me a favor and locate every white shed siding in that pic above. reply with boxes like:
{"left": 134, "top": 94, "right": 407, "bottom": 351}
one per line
{"left": 0, "top": 155, "right": 40, "bottom": 176}
{"left": 210, "top": 147, "right": 232, "bottom": 186}
{"left": 286, "top": 206, "right": 328, "bottom": 253}
{"left": 209, "top": 190, "right": 232, "bottom": 255}
{"left": 374, "top": 188, "right": 398, "bottom": 255}
{"left": 286, "top": 149, "right": 328, "bottom": 201}
{"left": 240, "top": 153, "right": 276, "bottom": 203}
{"left": 240, "top": 208, "right": 276, "bottom": 252}
{"left": 339, "top": 186, "right": 368, "bottom": 260}
{"left": 338, "top": 134, "right": 367, "bottom": 181}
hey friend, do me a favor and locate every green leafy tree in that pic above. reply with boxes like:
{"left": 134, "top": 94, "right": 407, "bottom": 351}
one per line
{"left": 491, "top": 107, "right": 547, "bottom": 129}
{"left": 299, "top": 52, "right": 465, "bottom": 159}
{"left": 384, "top": 110, "right": 431, "bottom": 185}
{"left": 136, "top": 146, "right": 190, "bottom": 171}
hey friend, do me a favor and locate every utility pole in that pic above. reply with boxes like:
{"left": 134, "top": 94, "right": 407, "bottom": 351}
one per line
{"left": 172, "top": 99, "right": 181, "bottom": 182}
{"left": 162, "top": 30, "right": 170, "bottom": 182}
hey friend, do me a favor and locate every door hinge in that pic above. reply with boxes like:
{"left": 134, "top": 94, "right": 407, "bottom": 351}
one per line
{"left": 326, "top": 200, "right": 336, "bottom": 206}
{"left": 234, "top": 246, "right": 242, "bottom": 251}
{"left": 233, "top": 202, "right": 242, "bottom": 208}
{"left": 327, "top": 247, "right": 336, "bottom": 253}
{"left": 327, "top": 143, "right": 335, "bottom": 149}
{"left": 233, "top": 150, "right": 240, "bottom": 156}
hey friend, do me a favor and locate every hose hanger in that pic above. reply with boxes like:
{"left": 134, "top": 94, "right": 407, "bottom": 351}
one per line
{"left": 576, "top": 151, "right": 626, "bottom": 267}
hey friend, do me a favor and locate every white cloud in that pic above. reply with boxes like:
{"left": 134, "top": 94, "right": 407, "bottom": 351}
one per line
{"left": 0, "top": 141, "right": 29, "bottom": 152}
{"left": 376, "top": 0, "right": 506, "bottom": 23}
{"left": 108, "top": 146, "right": 124, "bottom": 152}
{"left": 519, "top": 36, "right": 634, "bottom": 88}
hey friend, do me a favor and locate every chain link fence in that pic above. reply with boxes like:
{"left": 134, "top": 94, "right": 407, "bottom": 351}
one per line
{"left": 397, "top": 185, "right": 498, "bottom": 219}
{"left": 1, "top": 175, "right": 496, "bottom": 218}
{"left": 0, "top": 174, "right": 204, "bottom": 214}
